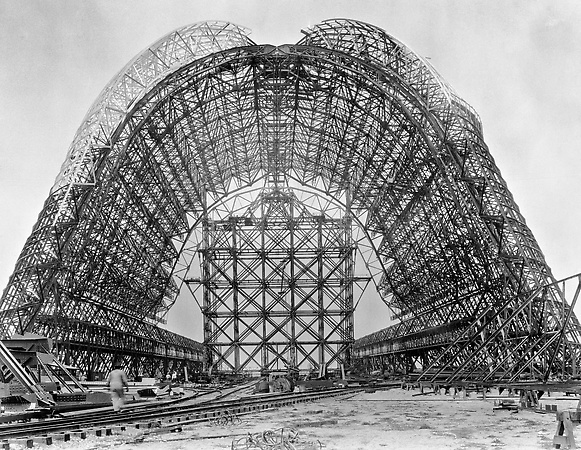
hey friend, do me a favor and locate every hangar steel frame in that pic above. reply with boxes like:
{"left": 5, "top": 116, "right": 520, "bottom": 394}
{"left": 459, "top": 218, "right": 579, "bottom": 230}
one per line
{"left": 0, "top": 19, "right": 580, "bottom": 382}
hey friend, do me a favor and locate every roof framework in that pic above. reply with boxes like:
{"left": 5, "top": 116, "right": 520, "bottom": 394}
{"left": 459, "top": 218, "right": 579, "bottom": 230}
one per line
{"left": 1, "top": 19, "right": 580, "bottom": 381}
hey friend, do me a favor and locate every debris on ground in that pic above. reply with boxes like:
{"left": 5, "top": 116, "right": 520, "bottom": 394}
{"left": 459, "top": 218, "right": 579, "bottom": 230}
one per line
{"left": 231, "top": 427, "right": 322, "bottom": 449}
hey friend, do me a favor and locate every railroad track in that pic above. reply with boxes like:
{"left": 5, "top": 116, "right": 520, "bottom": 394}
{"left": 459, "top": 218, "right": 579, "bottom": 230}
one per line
{"left": 0, "top": 386, "right": 360, "bottom": 444}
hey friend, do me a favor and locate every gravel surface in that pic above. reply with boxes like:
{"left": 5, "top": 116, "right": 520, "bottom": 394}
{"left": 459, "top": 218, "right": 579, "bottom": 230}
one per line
{"left": 24, "top": 387, "right": 575, "bottom": 450}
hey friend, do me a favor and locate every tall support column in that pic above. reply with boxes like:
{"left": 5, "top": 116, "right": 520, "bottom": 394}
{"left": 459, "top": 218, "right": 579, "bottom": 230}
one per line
{"left": 289, "top": 200, "right": 297, "bottom": 370}
{"left": 201, "top": 188, "right": 213, "bottom": 373}
{"left": 344, "top": 185, "right": 354, "bottom": 367}
{"left": 317, "top": 214, "right": 325, "bottom": 372}
{"left": 232, "top": 217, "right": 240, "bottom": 371}
{"left": 261, "top": 200, "right": 268, "bottom": 373}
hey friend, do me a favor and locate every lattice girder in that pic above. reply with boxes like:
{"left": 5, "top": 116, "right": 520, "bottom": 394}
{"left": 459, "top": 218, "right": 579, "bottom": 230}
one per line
{"left": 198, "top": 188, "right": 354, "bottom": 373}
{"left": 1, "top": 19, "right": 580, "bottom": 380}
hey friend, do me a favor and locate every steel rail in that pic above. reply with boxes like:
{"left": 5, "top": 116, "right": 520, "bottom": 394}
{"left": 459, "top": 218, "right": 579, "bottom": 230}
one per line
{"left": 0, "top": 387, "right": 359, "bottom": 440}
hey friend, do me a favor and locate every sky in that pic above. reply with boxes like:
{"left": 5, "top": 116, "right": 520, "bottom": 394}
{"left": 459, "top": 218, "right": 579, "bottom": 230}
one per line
{"left": 1, "top": 0, "right": 581, "bottom": 341}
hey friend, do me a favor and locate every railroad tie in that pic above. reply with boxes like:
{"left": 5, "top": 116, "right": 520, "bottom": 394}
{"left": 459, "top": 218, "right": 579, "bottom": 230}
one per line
{"left": 110, "top": 425, "right": 127, "bottom": 434}
{"left": 7, "top": 438, "right": 33, "bottom": 448}
{"left": 90, "top": 427, "right": 113, "bottom": 437}
{"left": 68, "top": 430, "right": 87, "bottom": 440}
{"left": 51, "top": 432, "right": 71, "bottom": 442}
{"left": 32, "top": 436, "right": 53, "bottom": 446}
{"left": 132, "top": 420, "right": 161, "bottom": 430}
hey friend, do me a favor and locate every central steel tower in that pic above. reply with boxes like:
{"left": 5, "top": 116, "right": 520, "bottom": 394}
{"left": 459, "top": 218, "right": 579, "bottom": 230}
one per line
{"left": 197, "top": 187, "right": 354, "bottom": 375}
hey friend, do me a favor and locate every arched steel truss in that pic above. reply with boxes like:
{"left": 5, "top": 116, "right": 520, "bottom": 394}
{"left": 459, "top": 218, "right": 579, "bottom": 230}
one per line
{"left": 1, "top": 19, "right": 580, "bottom": 381}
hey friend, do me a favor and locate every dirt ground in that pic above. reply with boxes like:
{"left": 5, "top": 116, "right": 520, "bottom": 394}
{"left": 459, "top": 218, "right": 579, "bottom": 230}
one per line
{"left": 33, "top": 387, "right": 578, "bottom": 450}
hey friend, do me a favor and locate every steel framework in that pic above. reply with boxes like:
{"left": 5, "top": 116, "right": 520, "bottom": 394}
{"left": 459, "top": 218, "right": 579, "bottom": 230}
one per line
{"left": 192, "top": 187, "right": 354, "bottom": 374}
{"left": 353, "top": 273, "right": 581, "bottom": 382}
{"left": 1, "top": 19, "right": 580, "bottom": 381}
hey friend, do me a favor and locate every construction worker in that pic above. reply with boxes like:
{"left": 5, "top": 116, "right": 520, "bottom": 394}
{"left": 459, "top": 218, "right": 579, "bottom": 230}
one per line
{"left": 106, "top": 363, "right": 129, "bottom": 412}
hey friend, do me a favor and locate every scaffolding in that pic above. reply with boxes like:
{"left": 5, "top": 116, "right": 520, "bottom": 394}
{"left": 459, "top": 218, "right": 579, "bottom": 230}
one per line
{"left": 196, "top": 188, "right": 354, "bottom": 375}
